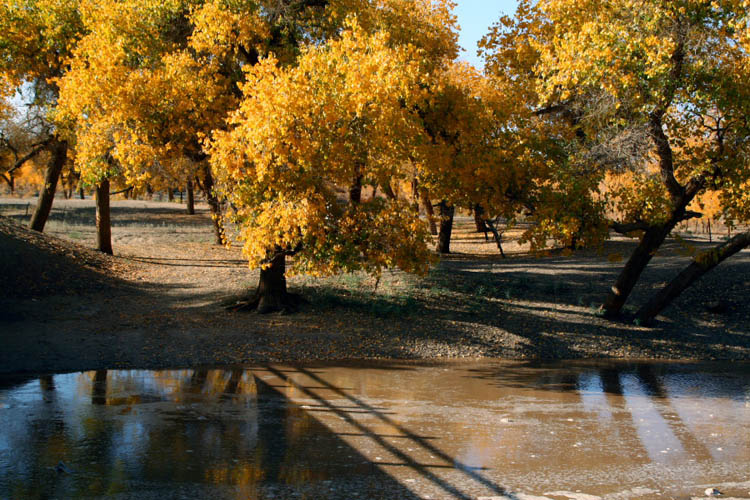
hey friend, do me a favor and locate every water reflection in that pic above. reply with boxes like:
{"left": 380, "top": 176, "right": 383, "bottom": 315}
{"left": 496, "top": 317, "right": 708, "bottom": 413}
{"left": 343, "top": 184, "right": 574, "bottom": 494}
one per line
{"left": 0, "top": 361, "right": 749, "bottom": 499}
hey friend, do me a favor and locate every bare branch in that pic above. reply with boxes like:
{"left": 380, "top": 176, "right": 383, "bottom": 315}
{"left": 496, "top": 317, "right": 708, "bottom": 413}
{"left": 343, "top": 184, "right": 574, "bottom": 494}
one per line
{"left": 6, "top": 138, "right": 53, "bottom": 175}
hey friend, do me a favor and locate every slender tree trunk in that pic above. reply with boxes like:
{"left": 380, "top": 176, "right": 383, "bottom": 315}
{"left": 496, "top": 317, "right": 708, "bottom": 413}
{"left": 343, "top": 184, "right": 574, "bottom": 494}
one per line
{"left": 635, "top": 230, "right": 750, "bottom": 325}
{"left": 420, "top": 189, "right": 437, "bottom": 235}
{"left": 411, "top": 177, "right": 420, "bottom": 211}
{"left": 473, "top": 204, "right": 488, "bottom": 234}
{"left": 485, "top": 218, "right": 506, "bottom": 258}
{"left": 78, "top": 187, "right": 84, "bottom": 199}
{"left": 30, "top": 140, "right": 67, "bottom": 232}
{"left": 382, "top": 181, "right": 396, "bottom": 200}
{"left": 168, "top": 188, "right": 174, "bottom": 202}
{"left": 95, "top": 178, "right": 113, "bottom": 255}
{"left": 9, "top": 174, "right": 14, "bottom": 194}
{"left": 185, "top": 179, "right": 195, "bottom": 215}
{"left": 1, "top": 173, "right": 12, "bottom": 193}
{"left": 602, "top": 221, "right": 677, "bottom": 317}
{"left": 349, "top": 173, "right": 363, "bottom": 204}
{"left": 201, "top": 165, "right": 223, "bottom": 245}
{"left": 436, "top": 200, "right": 454, "bottom": 254}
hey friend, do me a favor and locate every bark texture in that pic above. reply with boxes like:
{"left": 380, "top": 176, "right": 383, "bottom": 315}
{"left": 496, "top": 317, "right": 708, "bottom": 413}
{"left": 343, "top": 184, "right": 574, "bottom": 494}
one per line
{"left": 602, "top": 222, "right": 676, "bottom": 316}
{"left": 201, "top": 165, "right": 224, "bottom": 245}
{"left": 473, "top": 204, "right": 488, "bottom": 234}
{"left": 30, "top": 139, "right": 67, "bottom": 232}
{"left": 186, "top": 179, "right": 195, "bottom": 215}
{"left": 436, "top": 200, "right": 454, "bottom": 254}
{"left": 420, "top": 189, "right": 437, "bottom": 235}
{"left": 635, "top": 231, "right": 750, "bottom": 324}
{"left": 95, "top": 178, "right": 113, "bottom": 255}
{"left": 228, "top": 253, "right": 299, "bottom": 313}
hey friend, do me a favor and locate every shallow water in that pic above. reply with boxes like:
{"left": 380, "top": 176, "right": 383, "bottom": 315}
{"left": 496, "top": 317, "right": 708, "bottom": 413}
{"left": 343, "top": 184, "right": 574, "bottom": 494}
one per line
{"left": 0, "top": 360, "right": 749, "bottom": 500}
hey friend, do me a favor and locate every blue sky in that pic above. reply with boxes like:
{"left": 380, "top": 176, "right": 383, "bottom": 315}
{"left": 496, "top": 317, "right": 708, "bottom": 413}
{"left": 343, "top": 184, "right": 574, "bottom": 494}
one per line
{"left": 454, "top": 0, "right": 518, "bottom": 68}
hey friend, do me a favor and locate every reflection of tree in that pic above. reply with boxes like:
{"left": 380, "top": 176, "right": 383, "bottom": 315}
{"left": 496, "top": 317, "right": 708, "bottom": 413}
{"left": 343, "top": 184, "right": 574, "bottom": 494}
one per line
{"left": 91, "top": 370, "right": 107, "bottom": 405}
{"left": 633, "top": 365, "right": 712, "bottom": 461}
{"left": 253, "top": 375, "right": 287, "bottom": 484}
{"left": 1, "top": 368, "right": 418, "bottom": 499}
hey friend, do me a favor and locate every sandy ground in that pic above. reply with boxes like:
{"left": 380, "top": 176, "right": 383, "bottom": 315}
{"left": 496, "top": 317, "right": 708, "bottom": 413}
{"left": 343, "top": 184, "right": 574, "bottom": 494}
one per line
{"left": 1, "top": 196, "right": 749, "bottom": 375}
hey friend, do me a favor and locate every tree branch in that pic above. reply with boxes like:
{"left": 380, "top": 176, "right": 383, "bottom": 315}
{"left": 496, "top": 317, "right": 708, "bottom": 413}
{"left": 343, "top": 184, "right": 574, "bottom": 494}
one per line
{"left": 6, "top": 138, "right": 53, "bottom": 175}
{"left": 609, "top": 220, "right": 650, "bottom": 234}
{"left": 110, "top": 185, "right": 133, "bottom": 196}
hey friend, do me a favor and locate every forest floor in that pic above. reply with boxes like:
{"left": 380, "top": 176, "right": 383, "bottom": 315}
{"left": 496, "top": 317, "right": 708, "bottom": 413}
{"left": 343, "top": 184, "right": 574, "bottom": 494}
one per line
{"left": 1, "top": 196, "right": 749, "bottom": 375}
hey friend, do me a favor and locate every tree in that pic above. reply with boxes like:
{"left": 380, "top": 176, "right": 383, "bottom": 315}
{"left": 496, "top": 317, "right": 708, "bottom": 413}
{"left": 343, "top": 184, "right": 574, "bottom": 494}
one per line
{"left": 208, "top": 22, "right": 441, "bottom": 312}
{"left": 483, "top": 0, "right": 750, "bottom": 320}
{"left": 0, "top": 0, "right": 83, "bottom": 231}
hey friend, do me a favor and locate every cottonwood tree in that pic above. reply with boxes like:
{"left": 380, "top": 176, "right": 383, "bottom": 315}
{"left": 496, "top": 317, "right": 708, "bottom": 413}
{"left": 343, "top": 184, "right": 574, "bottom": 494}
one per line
{"left": 208, "top": 23, "right": 443, "bottom": 312}
{"left": 483, "top": 0, "right": 750, "bottom": 321}
{"left": 0, "top": 0, "right": 83, "bottom": 231}
{"left": 56, "top": 0, "right": 243, "bottom": 251}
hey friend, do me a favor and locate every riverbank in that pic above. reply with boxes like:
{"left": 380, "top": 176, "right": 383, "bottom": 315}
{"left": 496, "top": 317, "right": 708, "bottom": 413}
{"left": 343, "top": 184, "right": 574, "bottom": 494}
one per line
{"left": 2, "top": 198, "right": 749, "bottom": 375}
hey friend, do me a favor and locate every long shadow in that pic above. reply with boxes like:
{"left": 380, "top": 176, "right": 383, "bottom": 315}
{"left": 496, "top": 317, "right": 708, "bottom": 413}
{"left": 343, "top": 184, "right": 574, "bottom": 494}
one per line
{"left": 0, "top": 369, "right": 426, "bottom": 499}
{"left": 265, "top": 365, "right": 511, "bottom": 499}
{"left": 124, "top": 255, "right": 246, "bottom": 268}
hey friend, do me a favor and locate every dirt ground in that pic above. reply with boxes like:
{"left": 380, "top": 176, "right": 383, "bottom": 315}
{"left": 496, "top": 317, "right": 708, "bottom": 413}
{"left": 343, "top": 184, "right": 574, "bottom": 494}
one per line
{"left": 1, "top": 196, "right": 749, "bottom": 375}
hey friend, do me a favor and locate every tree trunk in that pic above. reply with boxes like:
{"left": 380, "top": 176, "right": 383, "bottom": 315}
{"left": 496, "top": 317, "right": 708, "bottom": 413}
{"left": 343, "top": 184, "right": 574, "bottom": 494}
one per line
{"left": 228, "top": 252, "right": 296, "bottom": 313}
{"left": 349, "top": 174, "right": 363, "bottom": 204}
{"left": 256, "top": 253, "right": 288, "bottom": 313}
{"left": 635, "top": 230, "right": 750, "bottom": 325}
{"left": 420, "top": 189, "right": 437, "bottom": 235}
{"left": 473, "top": 204, "right": 488, "bottom": 234}
{"left": 168, "top": 188, "right": 174, "bottom": 202}
{"left": 601, "top": 222, "right": 676, "bottom": 317}
{"left": 382, "top": 181, "right": 397, "bottom": 200}
{"left": 78, "top": 187, "right": 84, "bottom": 199}
{"left": 29, "top": 139, "right": 67, "bottom": 232}
{"left": 201, "top": 165, "right": 224, "bottom": 245}
{"left": 95, "top": 178, "right": 113, "bottom": 255}
{"left": 436, "top": 200, "right": 454, "bottom": 254}
{"left": 485, "top": 218, "right": 506, "bottom": 258}
{"left": 185, "top": 179, "right": 195, "bottom": 215}
{"left": 411, "top": 177, "right": 420, "bottom": 211}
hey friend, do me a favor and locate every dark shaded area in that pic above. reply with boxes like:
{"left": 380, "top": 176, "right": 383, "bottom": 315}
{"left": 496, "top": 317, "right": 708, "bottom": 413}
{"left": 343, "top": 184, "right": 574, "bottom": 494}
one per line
{"left": 0, "top": 216, "right": 128, "bottom": 300}
{"left": 0, "top": 368, "right": 422, "bottom": 500}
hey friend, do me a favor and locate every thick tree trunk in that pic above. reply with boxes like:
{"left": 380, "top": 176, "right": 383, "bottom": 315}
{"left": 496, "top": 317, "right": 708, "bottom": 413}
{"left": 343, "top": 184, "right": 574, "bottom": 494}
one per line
{"left": 635, "top": 230, "right": 750, "bottom": 325}
{"left": 95, "top": 178, "right": 113, "bottom": 255}
{"left": 420, "top": 189, "right": 437, "bottom": 235}
{"left": 601, "top": 221, "right": 677, "bottom": 317}
{"left": 436, "top": 200, "right": 454, "bottom": 254}
{"left": 29, "top": 140, "right": 67, "bottom": 232}
{"left": 228, "top": 252, "right": 297, "bottom": 313}
{"left": 201, "top": 165, "right": 224, "bottom": 245}
{"left": 168, "top": 188, "right": 174, "bottom": 202}
{"left": 185, "top": 179, "right": 195, "bottom": 215}
{"left": 256, "top": 253, "right": 288, "bottom": 313}
{"left": 78, "top": 187, "right": 84, "bottom": 199}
